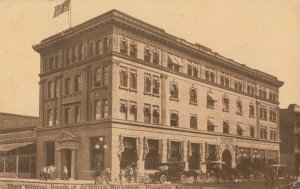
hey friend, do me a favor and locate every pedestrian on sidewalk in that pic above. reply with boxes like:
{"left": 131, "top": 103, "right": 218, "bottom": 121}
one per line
{"left": 63, "top": 166, "right": 69, "bottom": 181}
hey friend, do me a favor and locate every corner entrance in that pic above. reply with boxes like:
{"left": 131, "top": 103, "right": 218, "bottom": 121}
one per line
{"left": 222, "top": 149, "right": 232, "bottom": 170}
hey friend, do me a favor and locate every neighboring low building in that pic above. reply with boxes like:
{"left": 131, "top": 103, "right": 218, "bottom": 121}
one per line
{"left": 0, "top": 113, "right": 38, "bottom": 178}
{"left": 280, "top": 104, "right": 300, "bottom": 175}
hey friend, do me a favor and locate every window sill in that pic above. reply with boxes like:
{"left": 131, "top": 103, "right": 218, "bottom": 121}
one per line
{"left": 169, "top": 97, "right": 179, "bottom": 102}
{"left": 63, "top": 94, "right": 72, "bottom": 98}
{"left": 152, "top": 93, "right": 160, "bottom": 97}
{"left": 129, "top": 88, "right": 138, "bottom": 93}
{"left": 144, "top": 91, "right": 152, "bottom": 96}
{"left": 236, "top": 112, "right": 243, "bottom": 116}
{"left": 189, "top": 102, "right": 198, "bottom": 106}
{"left": 249, "top": 115, "right": 255, "bottom": 118}
{"left": 222, "top": 109, "right": 229, "bottom": 113}
{"left": 207, "top": 106, "right": 214, "bottom": 110}
{"left": 119, "top": 86, "right": 128, "bottom": 90}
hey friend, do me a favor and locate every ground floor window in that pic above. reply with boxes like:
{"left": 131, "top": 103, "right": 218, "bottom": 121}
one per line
{"left": 188, "top": 143, "right": 200, "bottom": 170}
{"left": 90, "top": 136, "right": 105, "bottom": 171}
{"left": 169, "top": 141, "right": 182, "bottom": 161}
{"left": 145, "top": 139, "right": 160, "bottom": 170}
{"left": 120, "top": 137, "right": 137, "bottom": 169}
{"left": 46, "top": 142, "right": 55, "bottom": 166}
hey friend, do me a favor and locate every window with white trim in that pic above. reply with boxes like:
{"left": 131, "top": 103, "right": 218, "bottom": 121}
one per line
{"left": 144, "top": 104, "right": 151, "bottom": 123}
{"left": 119, "top": 67, "right": 128, "bottom": 88}
{"left": 152, "top": 76, "right": 160, "bottom": 95}
{"left": 170, "top": 111, "right": 179, "bottom": 127}
{"left": 190, "top": 88, "right": 197, "bottom": 104}
{"left": 170, "top": 83, "right": 178, "bottom": 99}
{"left": 144, "top": 73, "right": 151, "bottom": 93}
{"left": 153, "top": 105, "right": 160, "bottom": 124}
{"left": 190, "top": 114, "right": 197, "bottom": 129}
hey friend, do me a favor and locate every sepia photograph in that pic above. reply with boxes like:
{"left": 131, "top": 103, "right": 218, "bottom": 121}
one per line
{"left": 0, "top": 0, "right": 299, "bottom": 188}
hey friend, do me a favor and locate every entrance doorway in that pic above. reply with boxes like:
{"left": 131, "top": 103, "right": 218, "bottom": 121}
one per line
{"left": 61, "top": 149, "right": 71, "bottom": 179}
{"left": 222, "top": 149, "right": 232, "bottom": 170}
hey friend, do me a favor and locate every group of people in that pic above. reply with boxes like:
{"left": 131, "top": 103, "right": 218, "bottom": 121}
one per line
{"left": 39, "top": 165, "right": 57, "bottom": 181}
{"left": 119, "top": 165, "right": 135, "bottom": 184}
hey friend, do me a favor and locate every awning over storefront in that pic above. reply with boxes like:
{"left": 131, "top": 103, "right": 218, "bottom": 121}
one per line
{"left": 168, "top": 54, "right": 183, "bottom": 66}
{"left": 266, "top": 150, "right": 278, "bottom": 160}
{"left": 252, "top": 149, "right": 265, "bottom": 159}
{"left": 207, "top": 93, "right": 218, "bottom": 102}
{"left": 0, "top": 142, "right": 34, "bottom": 153}
{"left": 208, "top": 118, "right": 218, "bottom": 127}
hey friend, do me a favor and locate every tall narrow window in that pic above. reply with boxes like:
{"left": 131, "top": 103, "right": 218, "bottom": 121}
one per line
{"left": 129, "top": 70, "right": 137, "bottom": 90}
{"left": 236, "top": 100, "right": 243, "bottom": 115}
{"left": 187, "top": 65, "right": 193, "bottom": 76}
{"left": 119, "top": 67, "right": 128, "bottom": 87}
{"left": 66, "top": 49, "right": 70, "bottom": 65}
{"left": 64, "top": 78, "right": 71, "bottom": 95}
{"left": 207, "top": 120, "right": 215, "bottom": 132}
{"left": 53, "top": 108, "right": 58, "bottom": 125}
{"left": 250, "top": 126, "right": 255, "bottom": 137}
{"left": 144, "top": 48, "right": 151, "bottom": 63}
{"left": 207, "top": 94, "right": 216, "bottom": 109}
{"left": 120, "top": 40, "right": 128, "bottom": 54}
{"left": 237, "top": 125, "right": 243, "bottom": 136}
{"left": 78, "top": 44, "right": 83, "bottom": 61}
{"left": 47, "top": 109, "right": 53, "bottom": 126}
{"left": 129, "top": 101, "right": 137, "bottom": 121}
{"left": 95, "top": 100, "right": 101, "bottom": 120}
{"left": 48, "top": 81, "right": 54, "bottom": 98}
{"left": 152, "top": 76, "right": 160, "bottom": 95}
{"left": 144, "top": 104, "right": 151, "bottom": 123}
{"left": 222, "top": 97, "right": 229, "bottom": 112}
{"left": 190, "top": 88, "right": 197, "bottom": 104}
{"left": 64, "top": 108, "right": 71, "bottom": 124}
{"left": 103, "top": 66, "right": 109, "bottom": 87}
{"left": 144, "top": 73, "right": 151, "bottom": 93}
{"left": 54, "top": 79, "right": 59, "bottom": 98}
{"left": 54, "top": 56, "right": 59, "bottom": 69}
{"left": 190, "top": 114, "right": 197, "bottom": 129}
{"left": 103, "top": 37, "right": 109, "bottom": 52}
{"left": 74, "top": 75, "right": 82, "bottom": 93}
{"left": 170, "top": 111, "right": 179, "bottom": 127}
{"left": 223, "top": 121, "right": 229, "bottom": 134}
{"left": 170, "top": 83, "right": 178, "bottom": 99}
{"left": 75, "top": 106, "right": 81, "bottom": 123}
{"left": 130, "top": 43, "right": 137, "bottom": 58}
{"left": 103, "top": 99, "right": 108, "bottom": 118}
{"left": 152, "top": 51, "right": 159, "bottom": 64}
{"left": 249, "top": 104, "right": 255, "bottom": 118}
{"left": 89, "top": 43, "right": 94, "bottom": 57}
{"left": 120, "top": 99, "right": 128, "bottom": 120}
{"left": 153, "top": 106, "right": 159, "bottom": 124}
{"left": 193, "top": 66, "right": 198, "bottom": 77}
{"left": 71, "top": 47, "right": 76, "bottom": 63}
{"left": 94, "top": 67, "right": 102, "bottom": 87}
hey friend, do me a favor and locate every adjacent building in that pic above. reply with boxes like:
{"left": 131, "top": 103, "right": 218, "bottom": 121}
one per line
{"left": 0, "top": 113, "right": 38, "bottom": 178}
{"left": 280, "top": 104, "right": 300, "bottom": 175}
{"left": 32, "top": 9, "right": 284, "bottom": 181}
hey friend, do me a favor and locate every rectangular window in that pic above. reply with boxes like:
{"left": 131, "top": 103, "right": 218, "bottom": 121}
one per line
{"left": 236, "top": 100, "right": 243, "bottom": 115}
{"left": 54, "top": 56, "right": 58, "bottom": 69}
{"left": 129, "top": 101, "right": 137, "bottom": 121}
{"left": 250, "top": 126, "right": 255, "bottom": 137}
{"left": 153, "top": 106, "right": 159, "bottom": 124}
{"left": 170, "top": 111, "right": 179, "bottom": 127}
{"left": 64, "top": 108, "right": 71, "bottom": 124}
{"left": 144, "top": 104, "right": 151, "bottom": 123}
{"left": 71, "top": 47, "right": 76, "bottom": 63}
{"left": 129, "top": 70, "right": 137, "bottom": 90}
{"left": 94, "top": 67, "right": 101, "bottom": 87}
{"left": 49, "top": 57, "right": 54, "bottom": 71}
{"left": 269, "top": 110, "right": 277, "bottom": 122}
{"left": 103, "top": 99, "right": 108, "bottom": 118}
{"left": 74, "top": 75, "right": 82, "bottom": 93}
{"left": 95, "top": 40, "right": 102, "bottom": 55}
{"left": 190, "top": 114, "right": 197, "bottom": 129}
{"left": 120, "top": 99, "right": 128, "bottom": 113}
{"left": 259, "top": 127, "right": 267, "bottom": 139}
{"left": 193, "top": 66, "right": 198, "bottom": 77}
{"left": 207, "top": 94, "right": 215, "bottom": 109}
{"left": 187, "top": 65, "right": 193, "bottom": 76}
{"left": 249, "top": 104, "right": 255, "bottom": 118}
{"left": 83, "top": 41, "right": 88, "bottom": 58}
{"left": 207, "top": 120, "right": 215, "bottom": 132}
{"left": 247, "top": 84, "right": 255, "bottom": 95}
{"left": 66, "top": 49, "right": 70, "bottom": 65}
{"left": 103, "top": 37, "right": 109, "bottom": 52}
{"left": 144, "top": 48, "right": 151, "bottom": 63}
{"left": 120, "top": 40, "right": 128, "bottom": 54}
{"left": 205, "top": 68, "right": 215, "bottom": 83}
{"left": 53, "top": 108, "right": 58, "bottom": 125}
{"left": 89, "top": 43, "right": 94, "bottom": 57}
{"left": 152, "top": 76, "right": 160, "bottom": 95}
{"left": 144, "top": 73, "right": 151, "bottom": 93}
{"left": 64, "top": 78, "right": 71, "bottom": 95}
{"left": 234, "top": 79, "right": 243, "bottom": 92}
{"left": 78, "top": 44, "right": 83, "bottom": 61}
{"left": 54, "top": 79, "right": 59, "bottom": 98}
{"left": 119, "top": 67, "right": 128, "bottom": 87}
{"left": 152, "top": 51, "right": 159, "bottom": 64}
{"left": 259, "top": 107, "right": 268, "bottom": 120}
{"left": 237, "top": 125, "right": 243, "bottom": 136}
{"left": 47, "top": 109, "right": 53, "bottom": 126}
{"left": 103, "top": 65, "right": 109, "bottom": 87}
{"left": 170, "top": 83, "right": 178, "bottom": 99}
{"left": 190, "top": 88, "right": 197, "bottom": 104}
{"left": 90, "top": 136, "right": 105, "bottom": 170}
{"left": 129, "top": 43, "right": 137, "bottom": 58}
{"left": 75, "top": 106, "right": 81, "bottom": 123}
{"left": 48, "top": 81, "right": 54, "bottom": 98}
{"left": 223, "top": 121, "right": 229, "bottom": 134}
{"left": 95, "top": 100, "right": 101, "bottom": 120}
{"left": 222, "top": 97, "right": 229, "bottom": 112}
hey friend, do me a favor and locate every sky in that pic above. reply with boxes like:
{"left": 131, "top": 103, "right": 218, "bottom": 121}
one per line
{"left": 0, "top": 0, "right": 299, "bottom": 116}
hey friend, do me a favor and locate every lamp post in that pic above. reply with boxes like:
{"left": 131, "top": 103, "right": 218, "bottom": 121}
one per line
{"left": 94, "top": 137, "right": 108, "bottom": 178}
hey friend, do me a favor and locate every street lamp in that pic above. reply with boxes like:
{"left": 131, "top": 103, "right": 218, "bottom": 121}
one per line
{"left": 94, "top": 137, "right": 108, "bottom": 176}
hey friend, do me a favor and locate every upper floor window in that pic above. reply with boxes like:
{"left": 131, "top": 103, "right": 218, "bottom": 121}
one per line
{"left": 249, "top": 104, "right": 255, "bottom": 118}
{"left": 237, "top": 124, "right": 243, "bottom": 136}
{"left": 95, "top": 100, "right": 101, "bottom": 120}
{"left": 103, "top": 37, "right": 109, "bottom": 52}
{"left": 152, "top": 76, "right": 160, "bottom": 95}
{"left": 89, "top": 42, "right": 94, "bottom": 57}
{"left": 259, "top": 106, "right": 267, "bottom": 120}
{"left": 54, "top": 56, "right": 59, "bottom": 69}
{"left": 54, "top": 79, "right": 59, "bottom": 98}
{"left": 47, "top": 109, "right": 53, "bottom": 126}
{"left": 167, "top": 55, "right": 180, "bottom": 72}
{"left": 259, "top": 126, "right": 267, "bottom": 139}
{"left": 53, "top": 108, "right": 58, "bottom": 125}
{"left": 259, "top": 88, "right": 267, "bottom": 99}
{"left": 153, "top": 106, "right": 160, "bottom": 124}
{"left": 96, "top": 40, "right": 102, "bottom": 55}
{"left": 247, "top": 84, "right": 255, "bottom": 95}
{"left": 144, "top": 73, "right": 151, "bottom": 93}
{"left": 222, "top": 97, "right": 229, "bottom": 112}
{"left": 119, "top": 67, "right": 128, "bottom": 87}
{"left": 223, "top": 121, "right": 229, "bottom": 134}
{"left": 94, "top": 67, "right": 101, "bottom": 87}
{"left": 129, "top": 43, "right": 137, "bottom": 58}
{"left": 170, "top": 111, "right": 179, "bottom": 127}
{"left": 71, "top": 47, "right": 76, "bottom": 63}
{"left": 207, "top": 93, "right": 217, "bottom": 109}
{"left": 66, "top": 48, "right": 70, "bottom": 65}
{"left": 48, "top": 81, "right": 54, "bottom": 98}
{"left": 250, "top": 126, "right": 255, "bottom": 137}
{"left": 205, "top": 68, "right": 215, "bottom": 83}
{"left": 170, "top": 83, "right": 178, "bottom": 99}
{"left": 78, "top": 44, "right": 83, "bottom": 61}
{"left": 144, "top": 104, "right": 151, "bottom": 123}
{"left": 144, "top": 48, "right": 151, "bottom": 63}
{"left": 64, "top": 107, "right": 71, "bottom": 124}
{"left": 220, "top": 74, "right": 230, "bottom": 87}
{"left": 269, "top": 91, "right": 277, "bottom": 102}
{"left": 270, "top": 129, "right": 277, "bottom": 140}
{"left": 64, "top": 78, "right": 71, "bottom": 95}
{"left": 103, "top": 65, "right": 109, "bottom": 87}
{"left": 49, "top": 57, "right": 54, "bottom": 71}
{"left": 103, "top": 99, "right": 109, "bottom": 118}
{"left": 207, "top": 119, "right": 215, "bottom": 132}
{"left": 120, "top": 40, "right": 128, "bottom": 54}
{"left": 129, "top": 101, "right": 137, "bottom": 121}
{"left": 120, "top": 99, "right": 128, "bottom": 113}
{"left": 74, "top": 75, "right": 82, "bottom": 93}
{"left": 129, "top": 70, "right": 137, "bottom": 90}
{"left": 234, "top": 79, "right": 243, "bottom": 92}
{"left": 269, "top": 109, "right": 277, "bottom": 122}
{"left": 75, "top": 106, "right": 81, "bottom": 123}
{"left": 236, "top": 100, "right": 243, "bottom": 115}
{"left": 153, "top": 51, "right": 159, "bottom": 64}
{"left": 187, "top": 64, "right": 198, "bottom": 77}
{"left": 190, "top": 88, "right": 197, "bottom": 104}
{"left": 190, "top": 114, "right": 197, "bottom": 129}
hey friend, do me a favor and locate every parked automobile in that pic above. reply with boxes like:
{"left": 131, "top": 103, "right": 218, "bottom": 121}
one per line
{"left": 150, "top": 161, "right": 200, "bottom": 184}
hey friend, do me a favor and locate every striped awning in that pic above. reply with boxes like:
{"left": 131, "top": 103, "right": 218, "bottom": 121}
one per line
{"left": 0, "top": 142, "right": 34, "bottom": 153}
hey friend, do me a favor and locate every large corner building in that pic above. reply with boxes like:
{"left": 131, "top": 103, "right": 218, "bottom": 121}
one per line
{"left": 32, "top": 9, "right": 284, "bottom": 181}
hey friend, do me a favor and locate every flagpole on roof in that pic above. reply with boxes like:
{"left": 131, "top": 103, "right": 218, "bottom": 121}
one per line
{"left": 68, "top": 0, "right": 71, "bottom": 28}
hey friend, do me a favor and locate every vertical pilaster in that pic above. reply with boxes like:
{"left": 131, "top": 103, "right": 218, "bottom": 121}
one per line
{"left": 183, "top": 141, "right": 188, "bottom": 171}
{"left": 70, "top": 150, "right": 77, "bottom": 180}
{"left": 39, "top": 80, "right": 45, "bottom": 127}
{"left": 82, "top": 67, "right": 89, "bottom": 121}
{"left": 55, "top": 149, "right": 62, "bottom": 179}
{"left": 58, "top": 76, "right": 63, "bottom": 125}
{"left": 161, "top": 138, "right": 167, "bottom": 163}
{"left": 160, "top": 74, "right": 168, "bottom": 125}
